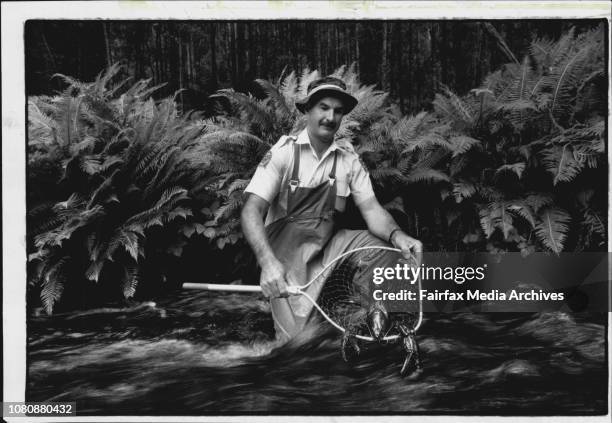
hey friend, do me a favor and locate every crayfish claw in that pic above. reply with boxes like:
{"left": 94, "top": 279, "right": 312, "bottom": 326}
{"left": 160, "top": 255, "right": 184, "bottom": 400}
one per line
{"left": 341, "top": 332, "right": 361, "bottom": 362}
{"left": 399, "top": 331, "right": 422, "bottom": 378}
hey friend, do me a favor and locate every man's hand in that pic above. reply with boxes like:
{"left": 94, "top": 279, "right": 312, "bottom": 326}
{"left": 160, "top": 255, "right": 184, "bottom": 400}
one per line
{"left": 260, "top": 257, "right": 289, "bottom": 298}
{"left": 391, "top": 231, "right": 423, "bottom": 265}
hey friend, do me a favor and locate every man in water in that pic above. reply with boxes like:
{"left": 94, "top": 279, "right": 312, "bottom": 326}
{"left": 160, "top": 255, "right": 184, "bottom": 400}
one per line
{"left": 241, "top": 76, "right": 422, "bottom": 340}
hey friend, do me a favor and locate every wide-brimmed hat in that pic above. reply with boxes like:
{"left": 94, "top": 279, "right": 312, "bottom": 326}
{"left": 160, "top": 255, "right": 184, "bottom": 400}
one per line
{"left": 295, "top": 80, "right": 358, "bottom": 114}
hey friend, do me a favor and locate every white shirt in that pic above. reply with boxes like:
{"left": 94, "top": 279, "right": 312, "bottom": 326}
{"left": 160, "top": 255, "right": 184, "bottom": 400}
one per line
{"left": 245, "top": 128, "right": 375, "bottom": 225}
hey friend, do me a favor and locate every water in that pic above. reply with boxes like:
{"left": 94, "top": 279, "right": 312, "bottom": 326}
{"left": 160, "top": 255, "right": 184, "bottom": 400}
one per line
{"left": 27, "top": 290, "right": 608, "bottom": 415}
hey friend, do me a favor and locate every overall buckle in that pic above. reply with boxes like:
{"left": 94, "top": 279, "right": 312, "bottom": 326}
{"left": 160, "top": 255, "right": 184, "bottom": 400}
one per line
{"left": 289, "top": 180, "right": 299, "bottom": 193}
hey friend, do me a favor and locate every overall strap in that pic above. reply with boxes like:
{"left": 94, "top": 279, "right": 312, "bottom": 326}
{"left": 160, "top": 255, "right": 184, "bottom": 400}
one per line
{"left": 328, "top": 151, "right": 338, "bottom": 183}
{"left": 289, "top": 142, "right": 300, "bottom": 193}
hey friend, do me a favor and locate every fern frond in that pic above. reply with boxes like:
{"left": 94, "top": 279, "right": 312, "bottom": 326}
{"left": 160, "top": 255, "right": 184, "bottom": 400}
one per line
{"left": 433, "top": 87, "right": 475, "bottom": 129}
{"left": 541, "top": 144, "right": 582, "bottom": 185}
{"left": 227, "top": 178, "right": 250, "bottom": 194}
{"left": 298, "top": 68, "right": 320, "bottom": 97}
{"left": 453, "top": 182, "right": 477, "bottom": 203}
{"left": 479, "top": 202, "right": 514, "bottom": 239}
{"left": 495, "top": 162, "right": 526, "bottom": 179}
{"left": 213, "top": 192, "right": 245, "bottom": 224}
{"left": 122, "top": 264, "right": 139, "bottom": 299}
{"left": 506, "top": 201, "right": 537, "bottom": 228}
{"left": 389, "top": 112, "right": 430, "bottom": 147}
{"left": 402, "top": 132, "right": 451, "bottom": 154}
{"left": 541, "top": 45, "right": 594, "bottom": 122}
{"left": 370, "top": 167, "right": 408, "bottom": 187}
{"left": 582, "top": 208, "right": 606, "bottom": 239}
{"left": 523, "top": 193, "right": 554, "bottom": 213}
{"left": 535, "top": 207, "right": 571, "bottom": 254}
{"left": 255, "top": 78, "right": 292, "bottom": 117}
{"left": 406, "top": 168, "right": 450, "bottom": 184}
{"left": 449, "top": 135, "right": 481, "bottom": 158}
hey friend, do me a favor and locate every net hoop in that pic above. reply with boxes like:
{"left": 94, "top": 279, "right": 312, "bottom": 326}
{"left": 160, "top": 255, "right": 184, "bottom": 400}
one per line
{"left": 183, "top": 246, "right": 424, "bottom": 343}
{"left": 293, "top": 246, "right": 423, "bottom": 342}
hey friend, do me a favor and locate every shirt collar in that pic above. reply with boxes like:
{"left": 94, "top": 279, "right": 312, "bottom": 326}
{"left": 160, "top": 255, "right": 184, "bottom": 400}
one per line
{"left": 296, "top": 128, "right": 340, "bottom": 154}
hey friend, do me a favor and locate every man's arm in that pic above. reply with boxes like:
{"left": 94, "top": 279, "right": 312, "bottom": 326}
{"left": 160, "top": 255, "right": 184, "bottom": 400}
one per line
{"left": 356, "top": 197, "right": 423, "bottom": 262}
{"left": 241, "top": 193, "right": 288, "bottom": 298}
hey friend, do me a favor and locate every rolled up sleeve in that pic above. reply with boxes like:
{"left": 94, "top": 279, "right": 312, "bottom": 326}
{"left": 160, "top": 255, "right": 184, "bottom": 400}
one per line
{"left": 244, "top": 143, "right": 289, "bottom": 203}
{"left": 349, "top": 156, "right": 375, "bottom": 205}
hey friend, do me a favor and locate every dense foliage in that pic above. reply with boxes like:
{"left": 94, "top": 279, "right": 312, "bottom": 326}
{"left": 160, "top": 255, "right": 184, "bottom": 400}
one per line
{"left": 27, "top": 28, "right": 607, "bottom": 313}
{"left": 27, "top": 21, "right": 599, "bottom": 114}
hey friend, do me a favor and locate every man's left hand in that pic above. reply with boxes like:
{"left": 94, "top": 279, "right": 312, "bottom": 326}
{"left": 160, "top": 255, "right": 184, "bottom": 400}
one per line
{"left": 391, "top": 231, "right": 423, "bottom": 264}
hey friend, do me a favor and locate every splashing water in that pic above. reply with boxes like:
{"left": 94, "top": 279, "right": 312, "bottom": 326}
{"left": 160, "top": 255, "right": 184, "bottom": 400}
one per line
{"left": 27, "top": 290, "right": 607, "bottom": 415}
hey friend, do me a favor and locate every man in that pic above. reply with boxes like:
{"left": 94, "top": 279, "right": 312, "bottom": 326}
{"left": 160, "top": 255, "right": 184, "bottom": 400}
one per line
{"left": 241, "top": 76, "right": 422, "bottom": 340}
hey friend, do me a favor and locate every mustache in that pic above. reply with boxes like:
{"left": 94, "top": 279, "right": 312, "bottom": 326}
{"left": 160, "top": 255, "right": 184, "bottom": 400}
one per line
{"left": 320, "top": 121, "right": 337, "bottom": 128}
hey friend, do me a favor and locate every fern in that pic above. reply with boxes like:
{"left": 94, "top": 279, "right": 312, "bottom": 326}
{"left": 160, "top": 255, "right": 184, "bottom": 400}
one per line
{"left": 535, "top": 207, "right": 571, "bottom": 254}
{"left": 495, "top": 162, "right": 526, "bottom": 179}
{"left": 452, "top": 182, "right": 477, "bottom": 203}
{"left": 406, "top": 168, "right": 450, "bottom": 184}
{"left": 449, "top": 135, "right": 481, "bottom": 158}
{"left": 121, "top": 264, "right": 139, "bottom": 299}
{"left": 479, "top": 202, "right": 515, "bottom": 239}
{"left": 541, "top": 144, "right": 583, "bottom": 185}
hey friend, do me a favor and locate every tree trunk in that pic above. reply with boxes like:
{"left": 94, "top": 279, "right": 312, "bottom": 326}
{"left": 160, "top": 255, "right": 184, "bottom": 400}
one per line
{"left": 41, "top": 30, "right": 57, "bottom": 71}
{"left": 381, "top": 22, "right": 390, "bottom": 91}
{"left": 210, "top": 25, "right": 217, "bottom": 88}
{"left": 102, "top": 22, "right": 112, "bottom": 68}
{"left": 229, "top": 23, "right": 236, "bottom": 86}
{"left": 355, "top": 23, "right": 361, "bottom": 72}
{"left": 178, "top": 31, "right": 184, "bottom": 109}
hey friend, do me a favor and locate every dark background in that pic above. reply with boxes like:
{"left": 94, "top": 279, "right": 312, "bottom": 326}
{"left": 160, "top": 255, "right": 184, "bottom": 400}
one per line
{"left": 25, "top": 20, "right": 601, "bottom": 114}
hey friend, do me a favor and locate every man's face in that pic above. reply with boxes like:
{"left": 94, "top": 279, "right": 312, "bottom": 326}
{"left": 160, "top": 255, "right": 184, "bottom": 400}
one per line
{"left": 305, "top": 96, "right": 346, "bottom": 143}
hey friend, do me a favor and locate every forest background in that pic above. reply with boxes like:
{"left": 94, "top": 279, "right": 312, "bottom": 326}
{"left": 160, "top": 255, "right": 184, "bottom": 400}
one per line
{"left": 25, "top": 20, "right": 608, "bottom": 313}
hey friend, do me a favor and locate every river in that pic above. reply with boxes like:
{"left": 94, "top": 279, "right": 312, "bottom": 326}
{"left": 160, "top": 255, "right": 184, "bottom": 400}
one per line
{"left": 27, "top": 289, "right": 608, "bottom": 415}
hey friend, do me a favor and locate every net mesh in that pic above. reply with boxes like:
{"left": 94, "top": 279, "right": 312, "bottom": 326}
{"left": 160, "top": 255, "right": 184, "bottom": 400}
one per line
{"left": 315, "top": 248, "right": 420, "bottom": 340}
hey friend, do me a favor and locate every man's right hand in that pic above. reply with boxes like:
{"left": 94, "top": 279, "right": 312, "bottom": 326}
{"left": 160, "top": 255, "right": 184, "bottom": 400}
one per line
{"left": 260, "top": 258, "right": 289, "bottom": 298}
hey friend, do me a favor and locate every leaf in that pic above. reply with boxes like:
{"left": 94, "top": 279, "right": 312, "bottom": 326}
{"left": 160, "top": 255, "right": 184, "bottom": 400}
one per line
{"left": 479, "top": 202, "right": 514, "bottom": 239}
{"left": 203, "top": 227, "right": 216, "bottom": 239}
{"left": 167, "top": 207, "right": 193, "bottom": 221}
{"left": 85, "top": 260, "right": 105, "bottom": 283}
{"left": 122, "top": 231, "right": 140, "bottom": 261}
{"left": 216, "top": 237, "right": 227, "bottom": 249}
{"left": 167, "top": 239, "right": 187, "bottom": 257}
{"left": 122, "top": 265, "right": 139, "bottom": 299}
{"left": 449, "top": 136, "right": 481, "bottom": 158}
{"left": 406, "top": 168, "right": 450, "bottom": 184}
{"left": 524, "top": 193, "right": 554, "bottom": 213}
{"left": 495, "top": 162, "right": 526, "bottom": 179}
{"left": 541, "top": 144, "right": 582, "bottom": 185}
{"left": 507, "top": 202, "right": 537, "bottom": 228}
{"left": 182, "top": 223, "right": 196, "bottom": 238}
{"left": 453, "top": 182, "right": 477, "bottom": 203}
{"left": 582, "top": 208, "right": 606, "bottom": 240}
{"left": 535, "top": 207, "right": 571, "bottom": 254}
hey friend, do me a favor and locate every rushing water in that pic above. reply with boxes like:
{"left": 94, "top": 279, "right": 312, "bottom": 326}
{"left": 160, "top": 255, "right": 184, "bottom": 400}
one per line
{"left": 27, "top": 289, "right": 608, "bottom": 415}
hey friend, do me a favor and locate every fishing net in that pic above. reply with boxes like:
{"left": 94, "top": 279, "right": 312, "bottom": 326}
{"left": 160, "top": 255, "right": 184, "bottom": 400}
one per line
{"left": 315, "top": 247, "right": 420, "bottom": 340}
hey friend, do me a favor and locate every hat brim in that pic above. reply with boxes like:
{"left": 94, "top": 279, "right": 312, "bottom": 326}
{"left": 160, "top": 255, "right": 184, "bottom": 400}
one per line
{"left": 295, "top": 86, "right": 358, "bottom": 114}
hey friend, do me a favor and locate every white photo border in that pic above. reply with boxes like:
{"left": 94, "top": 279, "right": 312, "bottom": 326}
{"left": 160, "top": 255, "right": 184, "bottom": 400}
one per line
{"left": 2, "top": 1, "right": 611, "bottom": 422}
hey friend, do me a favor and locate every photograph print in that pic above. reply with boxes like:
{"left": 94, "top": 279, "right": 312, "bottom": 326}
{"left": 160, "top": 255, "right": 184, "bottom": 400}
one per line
{"left": 6, "top": 1, "right": 610, "bottom": 419}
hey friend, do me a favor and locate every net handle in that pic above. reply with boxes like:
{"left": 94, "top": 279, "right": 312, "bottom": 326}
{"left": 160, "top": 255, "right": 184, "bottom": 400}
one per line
{"left": 183, "top": 245, "right": 424, "bottom": 341}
